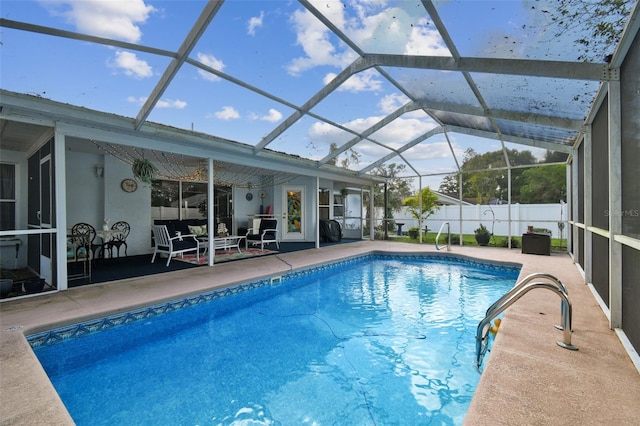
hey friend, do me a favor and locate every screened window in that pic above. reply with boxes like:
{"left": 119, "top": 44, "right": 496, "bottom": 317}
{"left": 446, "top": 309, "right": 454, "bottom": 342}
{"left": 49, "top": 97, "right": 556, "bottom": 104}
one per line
{"left": 0, "top": 164, "right": 16, "bottom": 231}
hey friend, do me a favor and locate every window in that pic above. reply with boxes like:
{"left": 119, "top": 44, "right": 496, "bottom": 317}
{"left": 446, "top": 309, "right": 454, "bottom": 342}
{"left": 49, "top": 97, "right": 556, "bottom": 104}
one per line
{"left": 0, "top": 164, "right": 16, "bottom": 231}
{"left": 151, "top": 180, "right": 209, "bottom": 221}
{"left": 151, "top": 179, "right": 233, "bottom": 228}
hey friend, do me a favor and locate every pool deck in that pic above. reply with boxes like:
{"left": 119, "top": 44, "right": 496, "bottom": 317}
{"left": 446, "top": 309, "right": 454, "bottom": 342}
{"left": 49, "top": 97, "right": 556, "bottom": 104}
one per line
{"left": 1, "top": 241, "right": 639, "bottom": 424}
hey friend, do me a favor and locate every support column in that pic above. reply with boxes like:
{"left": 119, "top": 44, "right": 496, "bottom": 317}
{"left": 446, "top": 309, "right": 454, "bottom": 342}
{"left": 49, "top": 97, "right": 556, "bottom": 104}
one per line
{"left": 608, "top": 80, "right": 622, "bottom": 329}
{"left": 507, "top": 168, "right": 512, "bottom": 247}
{"left": 208, "top": 158, "right": 215, "bottom": 266}
{"left": 54, "top": 128, "right": 68, "bottom": 291}
{"left": 458, "top": 173, "right": 463, "bottom": 244}
{"left": 571, "top": 147, "right": 580, "bottom": 263}
{"left": 584, "top": 128, "right": 593, "bottom": 285}
{"left": 370, "top": 184, "right": 375, "bottom": 241}
{"left": 315, "top": 177, "right": 320, "bottom": 249}
{"left": 566, "top": 162, "right": 573, "bottom": 254}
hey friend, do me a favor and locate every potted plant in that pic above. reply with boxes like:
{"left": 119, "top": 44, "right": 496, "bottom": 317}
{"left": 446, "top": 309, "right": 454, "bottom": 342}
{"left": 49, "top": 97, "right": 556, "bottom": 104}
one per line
{"left": 23, "top": 277, "right": 46, "bottom": 294}
{"left": 0, "top": 278, "right": 12, "bottom": 298}
{"left": 474, "top": 224, "right": 491, "bottom": 246}
{"left": 131, "top": 158, "right": 158, "bottom": 186}
{"left": 408, "top": 226, "right": 420, "bottom": 239}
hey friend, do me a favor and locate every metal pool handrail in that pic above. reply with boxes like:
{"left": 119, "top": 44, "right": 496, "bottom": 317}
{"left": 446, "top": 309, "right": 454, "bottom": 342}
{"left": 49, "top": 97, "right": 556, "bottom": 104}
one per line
{"left": 486, "top": 272, "right": 570, "bottom": 331}
{"left": 475, "top": 276, "right": 577, "bottom": 369}
{"left": 435, "top": 222, "right": 451, "bottom": 251}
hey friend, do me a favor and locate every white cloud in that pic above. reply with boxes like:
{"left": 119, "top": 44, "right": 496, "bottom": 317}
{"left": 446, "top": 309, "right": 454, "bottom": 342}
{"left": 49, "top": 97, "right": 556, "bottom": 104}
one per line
{"left": 404, "top": 17, "right": 450, "bottom": 56}
{"left": 250, "top": 108, "right": 283, "bottom": 123}
{"left": 324, "top": 68, "right": 383, "bottom": 92}
{"left": 196, "top": 52, "right": 226, "bottom": 82}
{"left": 214, "top": 106, "right": 240, "bottom": 120}
{"left": 126, "top": 96, "right": 146, "bottom": 105}
{"left": 286, "top": 8, "right": 356, "bottom": 76}
{"left": 404, "top": 141, "right": 454, "bottom": 160}
{"left": 41, "top": 0, "right": 156, "bottom": 43}
{"left": 378, "top": 93, "right": 410, "bottom": 114}
{"left": 248, "top": 11, "right": 264, "bottom": 36}
{"left": 288, "top": 1, "right": 449, "bottom": 76}
{"left": 109, "top": 50, "right": 152, "bottom": 78}
{"left": 308, "top": 112, "right": 437, "bottom": 151}
{"left": 368, "top": 116, "right": 436, "bottom": 148}
{"left": 156, "top": 99, "right": 187, "bottom": 109}
{"left": 126, "top": 95, "right": 186, "bottom": 109}
{"left": 308, "top": 121, "right": 360, "bottom": 147}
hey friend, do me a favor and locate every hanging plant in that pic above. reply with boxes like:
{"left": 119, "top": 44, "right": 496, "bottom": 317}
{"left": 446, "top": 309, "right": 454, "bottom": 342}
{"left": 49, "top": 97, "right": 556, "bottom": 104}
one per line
{"left": 131, "top": 158, "right": 158, "bottom": 186}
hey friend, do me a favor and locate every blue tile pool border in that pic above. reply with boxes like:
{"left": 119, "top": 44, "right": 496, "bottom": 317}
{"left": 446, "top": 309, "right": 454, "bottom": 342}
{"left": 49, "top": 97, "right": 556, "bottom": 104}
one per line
{"left": 27, "top": 251, "right": 520, "bottom": 349}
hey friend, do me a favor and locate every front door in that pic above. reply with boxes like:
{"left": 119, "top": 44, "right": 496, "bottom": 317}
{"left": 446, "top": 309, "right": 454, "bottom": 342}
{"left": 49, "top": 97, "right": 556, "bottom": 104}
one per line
{"left": 282, "top": 186, "right": 304, "bottom": 240}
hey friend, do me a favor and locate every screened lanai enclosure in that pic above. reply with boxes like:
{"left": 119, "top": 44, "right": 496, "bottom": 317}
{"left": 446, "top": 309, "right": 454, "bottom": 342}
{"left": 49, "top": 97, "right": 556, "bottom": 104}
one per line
{"left": 1, "top": 1, "right": 639, "bottom": 361}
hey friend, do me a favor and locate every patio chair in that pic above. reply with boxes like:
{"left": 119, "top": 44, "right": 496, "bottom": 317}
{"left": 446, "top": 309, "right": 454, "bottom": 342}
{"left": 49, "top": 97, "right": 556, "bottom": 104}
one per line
{"left": 103, "top": 221, "right": 130, "bottom": 258}
{"left": 151, "top": 224, "right": 200, "bottom": 266}
{"left": 70, "top": 222, "right": 102, "bottom": 262}
{"left": 246, "top": 219, "right": 279, "bottom": 251}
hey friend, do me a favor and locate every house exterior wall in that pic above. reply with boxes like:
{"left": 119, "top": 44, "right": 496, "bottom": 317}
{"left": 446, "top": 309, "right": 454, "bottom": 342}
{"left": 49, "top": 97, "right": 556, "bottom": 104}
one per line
{"left": 65, "top": 151, "right": 152, "bottom": 257}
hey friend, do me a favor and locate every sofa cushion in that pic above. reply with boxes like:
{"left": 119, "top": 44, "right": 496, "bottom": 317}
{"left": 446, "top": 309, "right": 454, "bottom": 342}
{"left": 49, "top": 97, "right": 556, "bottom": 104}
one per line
{"left": 170, "top": 239, "right": 198, "bottom": 251}
{"left": 188, "top": 224, "right": 207, "bottom": 236}
{"left": 154, "top": 219, "right": 210, "bottom": 238}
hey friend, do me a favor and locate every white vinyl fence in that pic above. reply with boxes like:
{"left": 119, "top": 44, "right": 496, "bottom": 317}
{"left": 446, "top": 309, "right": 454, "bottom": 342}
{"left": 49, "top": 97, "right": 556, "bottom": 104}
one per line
{"left": 392, "top": 203, "right": 568, "bottom": 239}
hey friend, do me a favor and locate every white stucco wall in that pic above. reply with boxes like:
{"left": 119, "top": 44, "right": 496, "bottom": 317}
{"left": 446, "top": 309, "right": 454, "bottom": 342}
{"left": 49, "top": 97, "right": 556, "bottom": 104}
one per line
{"left": 103, "top": 155, "right": 152, "bottom": 256}
{"left": 66, "top": 151, "right": 153, "bottom": 256}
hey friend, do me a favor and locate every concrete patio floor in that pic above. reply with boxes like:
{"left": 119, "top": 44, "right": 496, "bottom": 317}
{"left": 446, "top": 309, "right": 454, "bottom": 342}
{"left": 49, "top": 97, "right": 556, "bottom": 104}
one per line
{"left": 1, "top": 241, "right": 639, "bottom": 425}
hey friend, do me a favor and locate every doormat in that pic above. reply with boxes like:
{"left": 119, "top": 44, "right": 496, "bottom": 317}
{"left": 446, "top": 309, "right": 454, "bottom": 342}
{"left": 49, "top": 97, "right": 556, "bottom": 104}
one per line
{"left": 174, "top": 248, "right": 278, "bottom": 265}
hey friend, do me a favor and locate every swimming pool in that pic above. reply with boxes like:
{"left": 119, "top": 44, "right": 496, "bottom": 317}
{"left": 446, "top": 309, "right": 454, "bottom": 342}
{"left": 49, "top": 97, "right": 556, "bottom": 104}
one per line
{"left": 29, "top": 253, "right": 520, "bottom": 425}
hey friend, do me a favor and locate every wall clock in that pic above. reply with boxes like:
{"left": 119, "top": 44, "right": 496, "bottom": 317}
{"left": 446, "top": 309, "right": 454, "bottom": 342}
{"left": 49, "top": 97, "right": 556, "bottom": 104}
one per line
{"left": 121, "top": 178, "right": 138, "bottom": 193}
{"left": 246, "top": 192, "right": 253, "bottom": 201}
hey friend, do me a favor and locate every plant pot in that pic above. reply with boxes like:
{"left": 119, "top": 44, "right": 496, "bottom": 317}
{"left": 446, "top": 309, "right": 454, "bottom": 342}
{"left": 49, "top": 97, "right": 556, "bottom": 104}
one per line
{"left": 23, "top": 278, "right": 45, "bottom": 294}
{"left": 0, "top": 279, "right": 12, "bottom": 298}
{"left": 475, "top": 234, "right": 491, "bottom": 246}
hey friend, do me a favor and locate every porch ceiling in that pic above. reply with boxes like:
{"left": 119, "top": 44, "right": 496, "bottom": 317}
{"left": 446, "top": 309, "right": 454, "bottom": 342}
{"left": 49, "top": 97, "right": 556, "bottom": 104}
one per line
{"left": 0, "top": 0, "right": 637, "bottom": 188}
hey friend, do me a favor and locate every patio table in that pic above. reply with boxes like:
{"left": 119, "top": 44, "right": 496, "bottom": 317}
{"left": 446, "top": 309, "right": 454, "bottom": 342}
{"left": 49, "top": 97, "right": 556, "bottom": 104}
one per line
{"left": 199, "top": 235, "right": 245, "bottom": 256}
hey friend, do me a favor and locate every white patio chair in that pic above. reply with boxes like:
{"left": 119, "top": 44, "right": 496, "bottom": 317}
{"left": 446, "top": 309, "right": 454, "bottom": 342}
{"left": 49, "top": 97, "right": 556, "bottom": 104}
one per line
{"left": 245, "top": 219, "right": 279, "bottom": 251}
{"left": 151, "top": 225, "right": 200, "bottom": 266}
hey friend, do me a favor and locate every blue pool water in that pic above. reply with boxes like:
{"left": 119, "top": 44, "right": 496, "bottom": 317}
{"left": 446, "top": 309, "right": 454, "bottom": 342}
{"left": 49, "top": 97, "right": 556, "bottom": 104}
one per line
{"left": 30, "top": 254, "right": 519, "bottom": 425}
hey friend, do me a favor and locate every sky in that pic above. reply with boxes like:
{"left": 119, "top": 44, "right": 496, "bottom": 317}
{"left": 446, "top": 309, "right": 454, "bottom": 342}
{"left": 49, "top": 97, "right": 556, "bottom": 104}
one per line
{"left": 0, "top": 0, "right": 604, "bottom": 189}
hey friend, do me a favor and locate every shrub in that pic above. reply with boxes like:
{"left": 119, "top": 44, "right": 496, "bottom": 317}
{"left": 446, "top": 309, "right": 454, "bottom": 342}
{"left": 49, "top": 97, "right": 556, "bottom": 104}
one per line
{"left": 499, "top": 237, "right": 520, "bottom": 248}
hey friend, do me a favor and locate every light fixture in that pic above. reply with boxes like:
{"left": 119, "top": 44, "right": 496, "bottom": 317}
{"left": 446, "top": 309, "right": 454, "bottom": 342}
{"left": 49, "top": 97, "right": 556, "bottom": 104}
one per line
{"left": 95, "top": 165, "right": 104, "bottom": 178}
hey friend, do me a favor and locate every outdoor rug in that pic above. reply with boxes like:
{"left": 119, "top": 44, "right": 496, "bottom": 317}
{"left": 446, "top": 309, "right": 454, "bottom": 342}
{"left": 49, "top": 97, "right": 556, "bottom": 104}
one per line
{"left": 175, "top": 248, "right": 279, "bottom": 265}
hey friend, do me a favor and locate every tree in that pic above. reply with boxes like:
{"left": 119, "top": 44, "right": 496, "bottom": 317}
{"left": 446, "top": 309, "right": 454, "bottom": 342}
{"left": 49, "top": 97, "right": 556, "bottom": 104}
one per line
{"left": 542, "top": 150, "right": 569, "bottom": 163}
{"left": 437, "top": 148, "right": 572, "bottom": 204}
{"left": 519, "top": 165, "right": 567, "bottom": 203}
{"left": 438, "top": 173, "right": 459, "bottom": 198}
{"left": 402, "top": 187, "right": 440, "bottom": 223}
{"left": 439, "top": 148, "right": 538, "bottom": 204}
{"left": 548, "top": 0, "right": 633, "bottom": 62}
{"left": 328, "top": 142, "right": 361, "bottom": 169}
